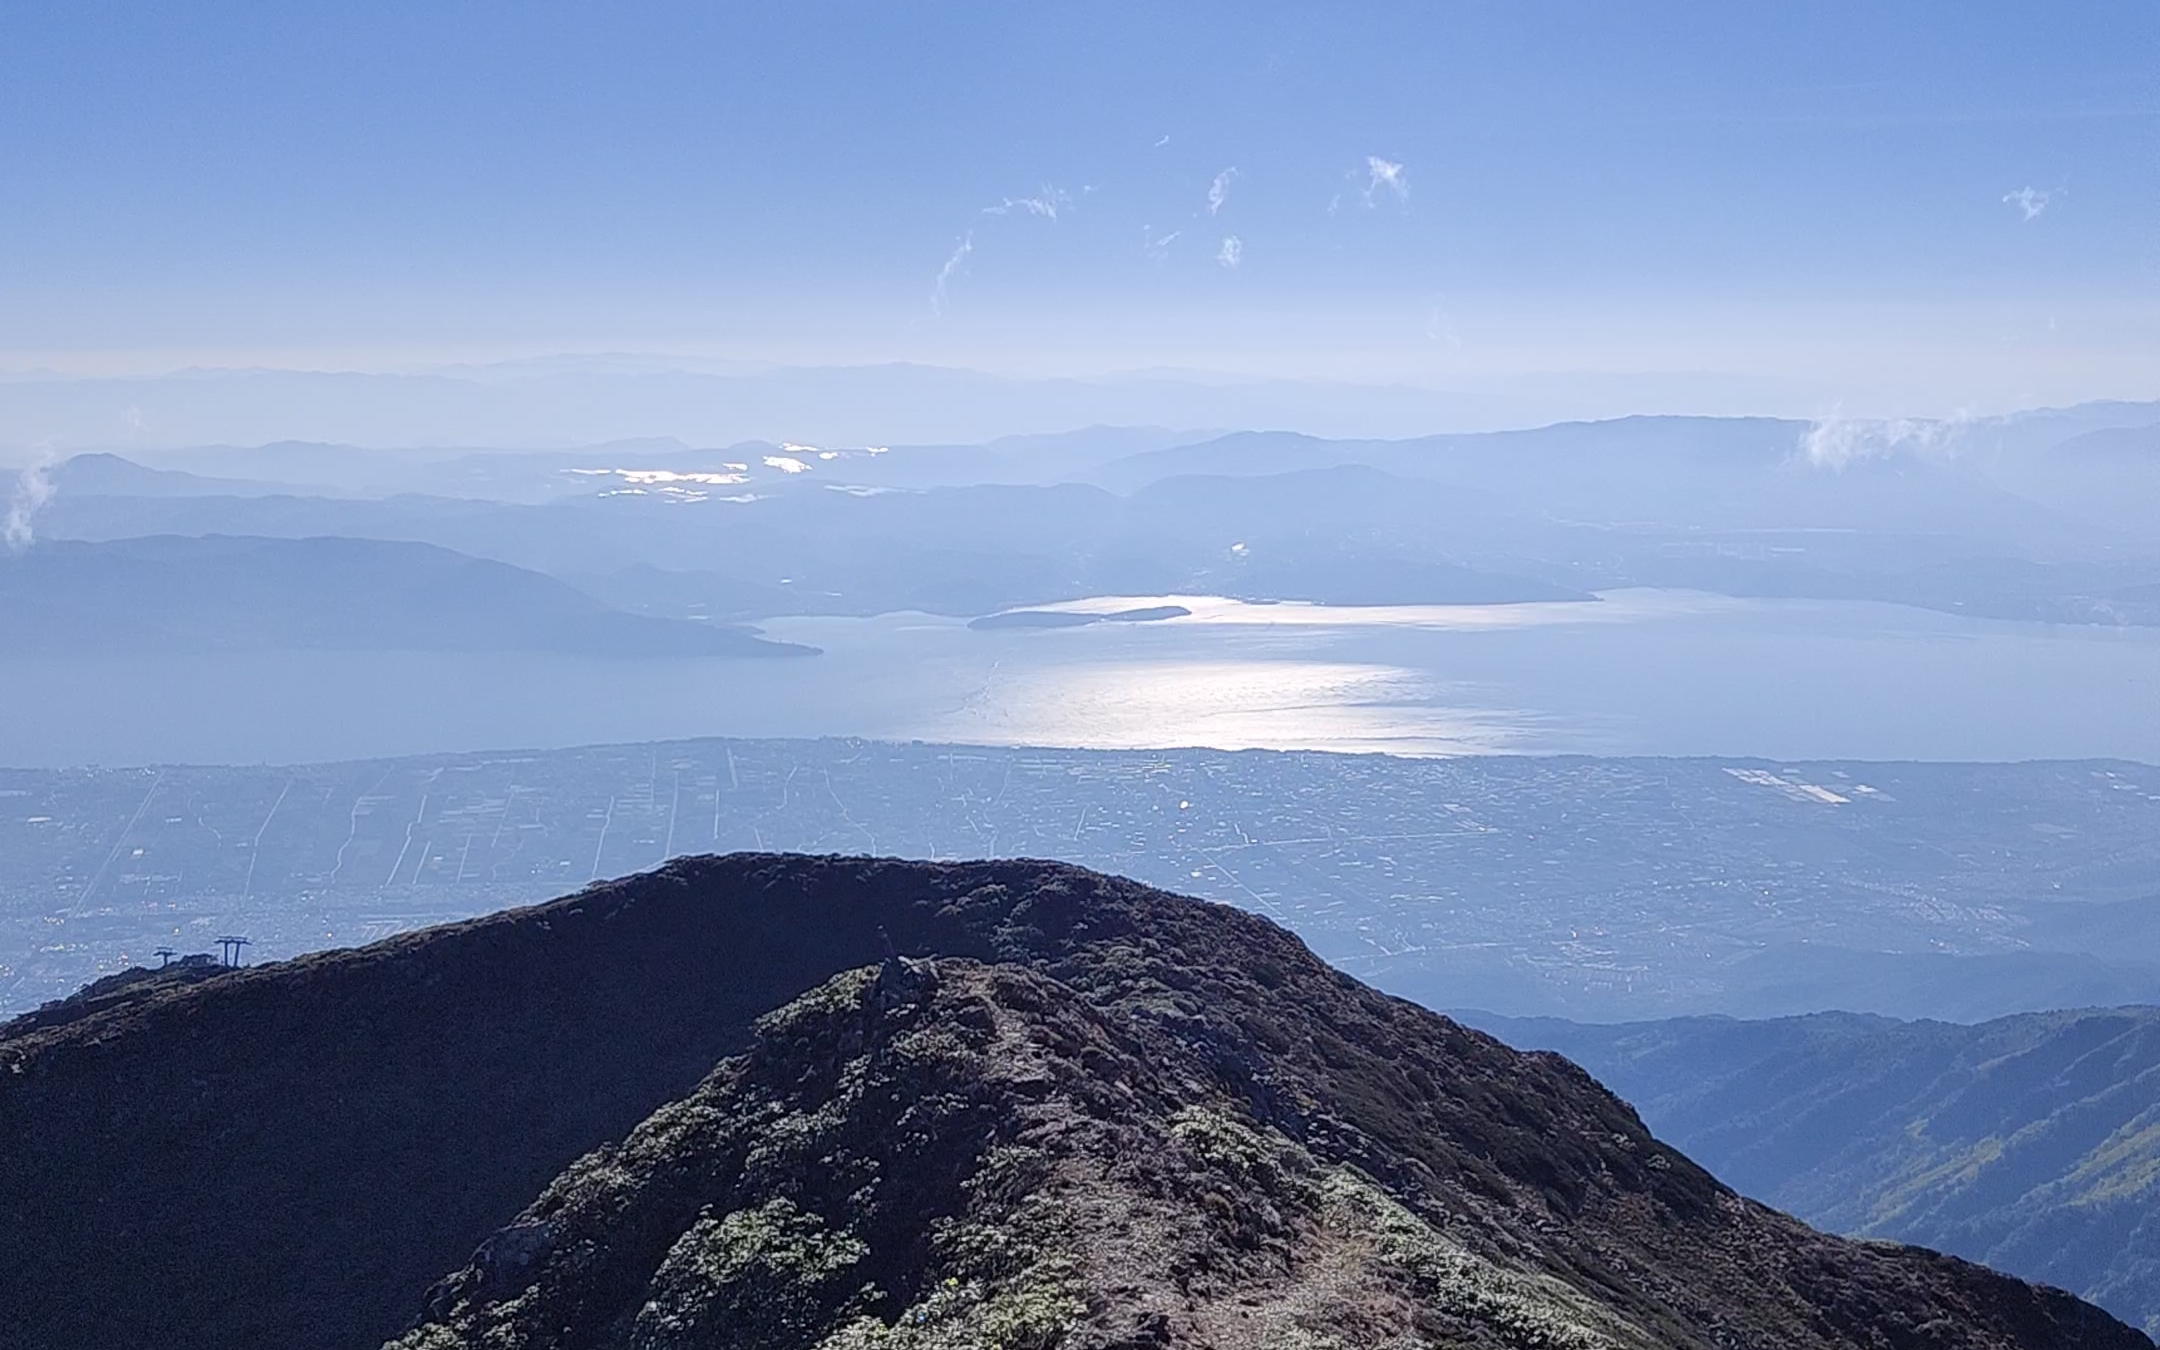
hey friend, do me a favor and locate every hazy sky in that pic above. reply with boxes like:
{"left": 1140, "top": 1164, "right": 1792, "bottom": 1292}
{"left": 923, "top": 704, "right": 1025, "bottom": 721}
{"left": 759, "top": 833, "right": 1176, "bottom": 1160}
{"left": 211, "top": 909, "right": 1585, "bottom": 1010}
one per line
{"left": 3, "top": 1, "right": 2155, "bottom": 409}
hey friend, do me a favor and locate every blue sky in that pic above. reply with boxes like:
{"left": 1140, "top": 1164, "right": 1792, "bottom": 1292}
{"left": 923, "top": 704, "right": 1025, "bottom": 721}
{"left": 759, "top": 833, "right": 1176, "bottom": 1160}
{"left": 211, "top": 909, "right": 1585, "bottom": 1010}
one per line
{"left": 2, "top": 1, "right": 2155, "bottom": 411}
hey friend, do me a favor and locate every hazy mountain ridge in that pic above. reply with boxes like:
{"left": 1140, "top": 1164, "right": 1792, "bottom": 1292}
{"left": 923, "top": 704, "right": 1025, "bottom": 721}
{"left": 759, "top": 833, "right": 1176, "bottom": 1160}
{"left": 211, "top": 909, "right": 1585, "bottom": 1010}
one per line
{"left": 1465, "top": 1006, "right": 2160, "bottom": 1334}
{"left": 0, "top": 855, "right": 2141, "bottom": 1350}
{"left": 0, "top": 362, "right": 1760, "bottom": 450}
{"left": 47, "top": 451, "right": 338, "bottom": 499}
{"left": 35, "top": 468, "right": 1586, "bottom": 617}
{"left": 1082, "top": 416, "right": 1811, "bottom": 495}
{"left": 0, "top": 535, "right": 812, "bottom": 658}
{"left": 29, "top": 400, "right": 2160, "bottom": 627}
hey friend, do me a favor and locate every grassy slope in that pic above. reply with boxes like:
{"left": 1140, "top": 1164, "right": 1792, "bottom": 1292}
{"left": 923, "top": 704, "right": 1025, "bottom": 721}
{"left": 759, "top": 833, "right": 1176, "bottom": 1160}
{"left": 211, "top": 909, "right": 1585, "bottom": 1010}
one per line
{"left": 1465, "top": 1006, "right": 2160, "bottom": 1335}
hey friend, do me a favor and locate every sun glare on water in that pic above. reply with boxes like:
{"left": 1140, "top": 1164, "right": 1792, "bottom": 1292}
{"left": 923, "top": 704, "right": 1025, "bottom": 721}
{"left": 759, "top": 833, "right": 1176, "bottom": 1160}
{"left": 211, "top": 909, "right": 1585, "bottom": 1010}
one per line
{"left": 920, "top": 659, "right": 1531, "bottom": 756}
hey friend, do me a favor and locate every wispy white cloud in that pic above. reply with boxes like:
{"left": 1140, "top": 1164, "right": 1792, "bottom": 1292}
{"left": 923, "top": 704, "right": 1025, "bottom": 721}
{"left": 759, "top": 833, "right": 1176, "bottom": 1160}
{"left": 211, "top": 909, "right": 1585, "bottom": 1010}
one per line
{"left": 928, "top": 180, "right": 1080, "bottom": 314}
{"left": 930, "top": 231, "right": 973, "bottom": 315}
{"left": 1424, "top": 297, "right": 1463, "bottom": 349}
{"left": 1217, "top": 235, "right": 1243, "bottom": 269}
{"left": 1799, "top": 414, "right": 1966, "bottom": 469}
{"left": 984, "top": 185, "right": 1074, "bottom": 220}
{"left": 5, "top": 452, "right": 55, "bottom": 552}
{"left": 2002, "top": 185, "right": 2052, "bottom": 221}
{"left": 1207, "top": 167, "right": 1239, "bottom": 216}
{"left": 1363, "top": 156, "right": 1409, "bottom": 207}
{"left": 1153, "top": 133, "right": 1171, "bottom": 148}
{"left": 1144, "top": 227, "right": 1181, "bottom": 261}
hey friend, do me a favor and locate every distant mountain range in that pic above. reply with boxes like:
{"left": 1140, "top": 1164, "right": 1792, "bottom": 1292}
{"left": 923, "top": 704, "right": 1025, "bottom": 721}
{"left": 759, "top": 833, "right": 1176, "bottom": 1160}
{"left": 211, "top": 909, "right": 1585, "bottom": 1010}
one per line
{"left": 33, "top": 464, "right": 1593, "bottom": 617}
{"left": 1467, "top": 1005, "right": 2160, "bottom": 1336}
{"left": 0, "top": 359, "right": 1786, "bottom": 448}
{"left": 46, "top": 451, "right": 339, "bottom": 499}
{"left": 0, "top": 535, "right": 813, "bottom": 658}
{"left": 0, "top": 855, "right": 2140, "bottom": 1350}
{"left": 22, "top": 400, "right": 2160, "bottom": 627}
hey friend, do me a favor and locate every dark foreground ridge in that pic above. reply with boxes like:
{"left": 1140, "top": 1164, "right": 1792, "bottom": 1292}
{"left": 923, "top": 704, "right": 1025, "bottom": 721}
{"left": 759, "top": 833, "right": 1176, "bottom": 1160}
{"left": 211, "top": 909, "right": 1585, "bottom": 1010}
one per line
{"left": 0, "top": 855, "right": 2146, "bottom": 1350}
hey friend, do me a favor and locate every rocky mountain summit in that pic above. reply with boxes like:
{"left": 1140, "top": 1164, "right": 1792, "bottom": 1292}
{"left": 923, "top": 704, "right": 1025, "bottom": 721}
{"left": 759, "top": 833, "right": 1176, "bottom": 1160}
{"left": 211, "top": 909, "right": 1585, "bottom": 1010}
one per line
{"left": 0, "top": 855, "right": 2147, "bottom": 1350}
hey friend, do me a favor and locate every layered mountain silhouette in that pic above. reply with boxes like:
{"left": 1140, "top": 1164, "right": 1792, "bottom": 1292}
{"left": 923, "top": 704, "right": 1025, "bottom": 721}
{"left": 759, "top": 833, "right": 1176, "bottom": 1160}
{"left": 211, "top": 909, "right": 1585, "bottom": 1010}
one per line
{"left": 47, "top": 451, "right": 334, "bottom": 499}
{"left": 39, "top": 469, "right": 1588, "bottom": 619}
{"left": 0, "top": 857, "right": 2146, "bottom": 1350}
{"left": 0, "top": 534, "right": 814, "bottom": 657}
{"left": 40, "top": 408, "right": 2160, "bottom": 628}
{"left": 1469, "top": 1007, "right": 2160, "bottom": 1335}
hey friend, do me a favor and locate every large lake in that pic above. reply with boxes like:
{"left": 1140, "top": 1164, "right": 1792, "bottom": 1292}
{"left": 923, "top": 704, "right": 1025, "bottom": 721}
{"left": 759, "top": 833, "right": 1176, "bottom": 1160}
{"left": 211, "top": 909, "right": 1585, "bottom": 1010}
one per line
{"left": 3, "top": 589, "right": 2158, "bottom": 767}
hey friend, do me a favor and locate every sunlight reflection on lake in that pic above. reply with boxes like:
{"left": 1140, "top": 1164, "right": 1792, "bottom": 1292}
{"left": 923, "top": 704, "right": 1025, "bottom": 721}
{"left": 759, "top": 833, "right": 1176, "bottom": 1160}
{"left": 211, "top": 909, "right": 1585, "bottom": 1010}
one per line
{"left": 924, "top": 659, "right": 1533, "bottom": 755}
{"left": 1018, "top": 588, "right": 1744, "bottom": 631}
{"left": 0, "top": 590, "right": 2156, "bottom": 767}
